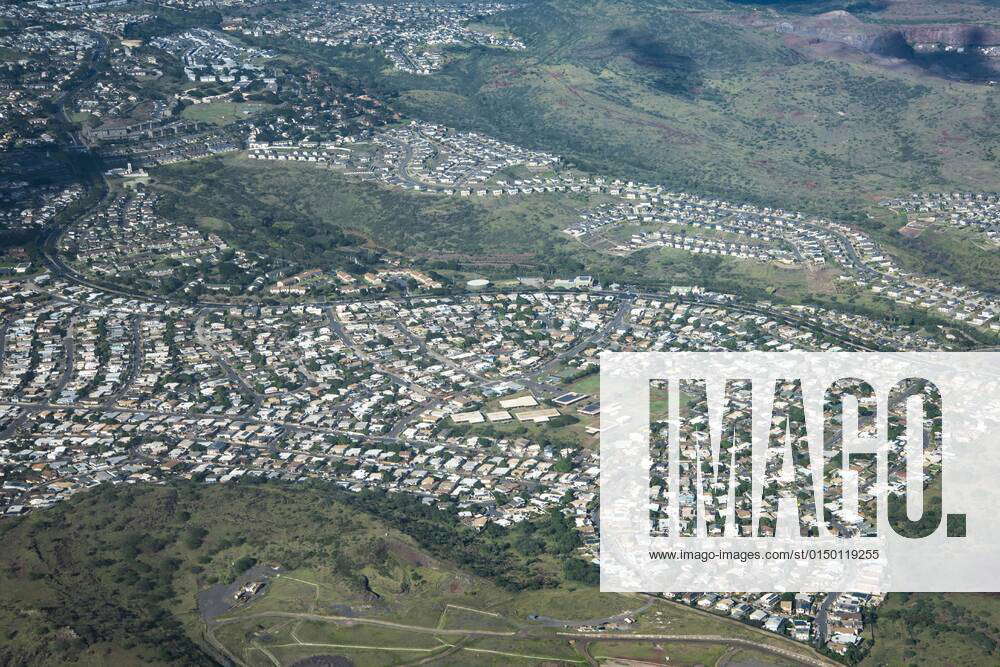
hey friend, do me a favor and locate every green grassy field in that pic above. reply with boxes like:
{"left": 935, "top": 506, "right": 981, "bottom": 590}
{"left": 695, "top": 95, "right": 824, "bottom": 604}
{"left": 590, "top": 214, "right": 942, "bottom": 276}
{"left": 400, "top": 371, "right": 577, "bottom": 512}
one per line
{"left": 564, "top": 372, "right": 600, "bottom": 397}
{"left": 592, "top": 639, "right": 731, "bottom": 664}
{"left": 181, "top": 101, "right": 271, "bottom": 125}
{"left": 212, "top": 581, "right": 831, "bottom": 666}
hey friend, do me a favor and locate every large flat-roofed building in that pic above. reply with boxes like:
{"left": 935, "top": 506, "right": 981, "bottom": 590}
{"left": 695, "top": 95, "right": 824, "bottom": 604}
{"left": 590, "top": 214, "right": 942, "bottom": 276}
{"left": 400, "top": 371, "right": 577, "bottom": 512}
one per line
{"left": 499, "top": 394, "right": 537, "bottom": 409}
{"left": 514, "top": 408, "right": 560, "bottom": 423}
{"left": 451, "top": 410, "right": 484, "bottom": 424}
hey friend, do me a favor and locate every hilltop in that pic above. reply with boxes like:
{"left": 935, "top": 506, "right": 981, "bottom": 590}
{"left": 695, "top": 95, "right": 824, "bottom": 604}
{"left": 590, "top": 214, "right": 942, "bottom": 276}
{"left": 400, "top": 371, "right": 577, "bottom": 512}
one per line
{"left": 0, "top": 481, "right": 838, "bottom": 666}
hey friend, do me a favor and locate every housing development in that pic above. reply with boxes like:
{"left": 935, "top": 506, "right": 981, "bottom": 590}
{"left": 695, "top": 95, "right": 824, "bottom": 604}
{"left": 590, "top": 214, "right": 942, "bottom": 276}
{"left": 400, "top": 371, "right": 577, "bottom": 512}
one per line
{"left": 226, "top": 1, "right": 525, "bottom": 74}
{"left": 884, "top": 191, "right": 1000, "bottom": 247}
{"left": 250, "top": 121, "right": 999, "bottom": 332}
{"left": 1, "top": 0, "right": 998, "bottom": 665}
{"left": 0, "top": 254, "right": 945, "bottom": 654}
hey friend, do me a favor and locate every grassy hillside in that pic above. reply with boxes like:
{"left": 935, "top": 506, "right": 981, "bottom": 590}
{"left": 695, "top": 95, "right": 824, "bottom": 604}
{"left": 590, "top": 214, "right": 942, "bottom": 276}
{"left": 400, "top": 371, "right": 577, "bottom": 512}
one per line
{"left": 150, "top": 156, "right": 852, "bottom": 304}
{"left": 862, "top": 593, "right": 1000, "bottom": 665}
{"left": 0, "top": 482, "right": 413, "bottom": 665}
{"left": 153, "top": 155, "right": 592, "bottom": 275}
{"left": 150, "top": 159, "right": 1000, "bottom": 340}
{"left": 6, "top": 479, "right": 995, "bottom": 665}
{"left": 892, "top": 226, "right": 1000, "bottom": 294}
{"left": 230, "top": 0, "right": 1000, "bottom": 296}
{"left": 284, "top": 0, "right": 999, "bottom": 222}
{"left": 0, "top": 481, "right": 534, "bottom": 665}
{"left": 0, "top": 481, "right": 833, "bottom": 667}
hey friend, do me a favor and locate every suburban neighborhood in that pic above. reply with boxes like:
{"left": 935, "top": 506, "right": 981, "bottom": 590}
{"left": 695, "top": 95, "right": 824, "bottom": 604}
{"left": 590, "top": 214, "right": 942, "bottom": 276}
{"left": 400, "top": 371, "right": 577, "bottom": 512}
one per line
{"left": 0, "top": 0, "right": 997, "bottom": 662}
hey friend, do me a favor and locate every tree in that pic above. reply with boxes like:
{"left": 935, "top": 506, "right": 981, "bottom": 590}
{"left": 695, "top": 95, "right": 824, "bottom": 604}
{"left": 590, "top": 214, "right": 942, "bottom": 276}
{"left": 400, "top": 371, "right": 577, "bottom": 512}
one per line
{"left": 563, "top": 557, "right": 599, "bottom": 585}
{"left": 232, "top": 555, "right": 257, "bottom": 575}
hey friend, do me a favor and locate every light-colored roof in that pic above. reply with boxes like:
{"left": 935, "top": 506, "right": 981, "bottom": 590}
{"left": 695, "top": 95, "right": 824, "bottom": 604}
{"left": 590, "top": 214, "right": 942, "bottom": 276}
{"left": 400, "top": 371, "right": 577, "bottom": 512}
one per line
{"left": 499, "top": 395, "right": 537, "bottom": 409}
{"left": 451, "top": 410, "right": 485, "bottom": 424}
{"left": 514, "top": 408, "right": 561, "bottom": 423}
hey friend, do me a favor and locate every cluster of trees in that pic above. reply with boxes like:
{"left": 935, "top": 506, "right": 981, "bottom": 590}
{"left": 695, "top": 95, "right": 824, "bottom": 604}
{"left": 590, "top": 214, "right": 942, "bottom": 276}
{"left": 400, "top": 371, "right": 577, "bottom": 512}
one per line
{"left": 327, "top": 486, "right": 592, "bottom": 592}
{"left": 880, "top": 595, "right": 998, "bottom": 655}
{"left": 328, "top": 486, "right": 546, "bottom": 590}
{"left": 0, "top": 485, "right": 218, "bottom": 665}
{"left": 898, "top": 233, "right": 999, "bottom": 295}
{"left": 123, "top": 9, "right": 222, "bottom": 42}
